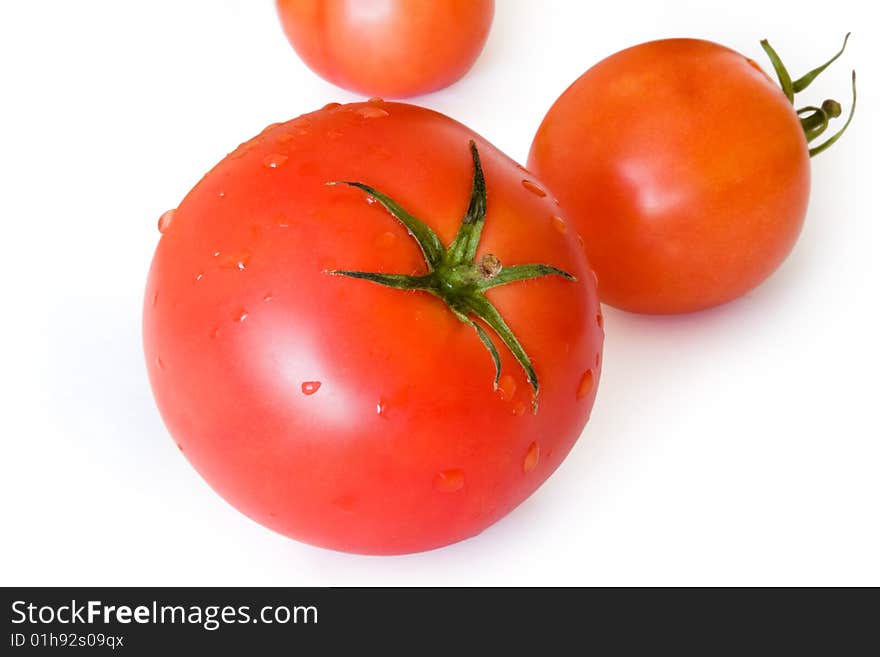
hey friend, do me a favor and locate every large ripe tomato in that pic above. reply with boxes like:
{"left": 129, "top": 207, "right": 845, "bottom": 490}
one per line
{"left": 275, "top": 0, "right": 494, "bottom": 98}
{"left": 528, "top": 37, "right": 855, "bottom": 314}
{"left": 143, "top": 101, "right": 603, "bottom": 554}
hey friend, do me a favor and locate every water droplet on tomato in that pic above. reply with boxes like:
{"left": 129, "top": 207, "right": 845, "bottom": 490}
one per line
{"left": 551, "top": 215, "right": 567, "bottom": 234}
{"left": 596, "top": 312, "right": 604, "bottom": 329}
{"left": 322, "top": 102, "right": 341, "bottom": 111}
{"left": 577, "top": 370, "right": 594, "bottom": 400}
{"left": 263, "top": 293, "right": 273, "bottom": 302}
{"left": 218, "top": 191, "right": 226, "bottom": 199}
{"left": 365, "top": 196, "right": 377, "bottom": 205}
{"left": 233, "top": 308, "right": 248, "bottom": 323}
{"left": 263, "top": 153, "right": 288, "bottom": 169}
{"left": 289, "top": 117, "right": 312, "bottom": 135}
{"left": 591, "top": 270, "right": 599, "bottom": 288}
{"left": 219, "top": 252, "right": 251, "bottom": 271}
{"left": 195, "top": 272, "right": 204, "bottom": 282}
{"left": 301, "top": 381, "right": 321, "bottom": 395}
{"left": 157, "top": 209, "right": 175, "bottom": 233}
{"left": 376, "top": 399, "right": 388, "bottom": 417}
{"left": 433, "top": 469, "right": 465, "bottom": 492}
{"left": 228, "top": 140, "right": 255, "bottom": 160}
{"left": 523, "top": 441, "right": 540, "bottom": 473}
{"left": 356, "top": 106, "right": 389, "bottom": 119}
{"left": 521, "top": 180, "right": 547, "bottom": 197}
{"left": 368, "top": 97, "right": 385, "bottom": 105}
{"left": 497, "top": 374, "right": 517, "bottom": 401}
{"left": 577, "top": 233, "right": 585, "bottom": 250}
{"left": 512, "top": 401, "right": 527, "bottom": 417}
{"left": 375, "top": 231, "right": 397, "bottom": 249}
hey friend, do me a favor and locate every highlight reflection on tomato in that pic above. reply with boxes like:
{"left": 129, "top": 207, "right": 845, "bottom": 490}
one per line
{"left": 143, "top": 101, "right": 603, "bottom": 554}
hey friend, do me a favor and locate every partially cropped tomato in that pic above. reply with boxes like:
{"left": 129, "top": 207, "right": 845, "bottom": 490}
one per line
{"left": 144, "top": 101, "right": 603, "bottom": 554}
{"left": 529, "top": 37, "right": 855, "bottom": 314}
{"left": 275, "top": 0, "right": 494, "bottom": 97}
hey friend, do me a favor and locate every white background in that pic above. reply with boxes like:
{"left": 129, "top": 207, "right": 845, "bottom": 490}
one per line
{"left": 1, "top": 0, "right": 877, "bottom": 586}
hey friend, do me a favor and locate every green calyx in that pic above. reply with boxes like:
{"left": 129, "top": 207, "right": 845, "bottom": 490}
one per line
{"left": 760, "top": 33, "right": 856, "bottom": 157}
{"left": 326, "top": 141, "right": 575, "bottom": 412}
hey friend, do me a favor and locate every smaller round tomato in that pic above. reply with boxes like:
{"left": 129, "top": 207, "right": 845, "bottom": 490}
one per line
{"left": 528, "top": 36, "right": 855, "bottom": 314}
{"left": 275, "top": 0, "right": 495, "bottom": 98}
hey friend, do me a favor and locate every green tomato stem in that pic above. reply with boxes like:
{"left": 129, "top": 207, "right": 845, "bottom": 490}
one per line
{"left": 760, "top": 34, "right": 856, "bottom": 157}
{"left": 326, "top": 141, "right": 577, "bottom": 412}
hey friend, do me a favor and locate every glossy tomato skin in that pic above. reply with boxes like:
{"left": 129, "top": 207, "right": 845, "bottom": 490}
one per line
{"left": 528, "top": 39, "right": 811, "bottom": 314}
{"left": 144, "top": 101, "right": 603, "bottom": 554}
{"left": 275, "top": 0, "right": 494, "bottom": 98}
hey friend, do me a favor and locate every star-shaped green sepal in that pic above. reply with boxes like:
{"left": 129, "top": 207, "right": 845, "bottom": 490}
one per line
{"left": 326, "top": 141, "right": 575, "bottom": 412}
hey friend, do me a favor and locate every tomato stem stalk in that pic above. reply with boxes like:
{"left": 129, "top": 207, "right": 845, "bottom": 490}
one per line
{"left": 326, "top": 142, "right": 576, "bottom": 412}
{"left": 760, "top": 33, "right": 856, "bottom": 157}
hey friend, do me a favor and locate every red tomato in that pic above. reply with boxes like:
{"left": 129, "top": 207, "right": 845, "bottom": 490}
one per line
{"left": 143, "top": 101, "right": 603, "bottom": 554}
{"left": 528, "top": 37, "right": 855, "bottom": 314}
{"left": 275, "top": 0, "right": 494, "bottom": 97}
